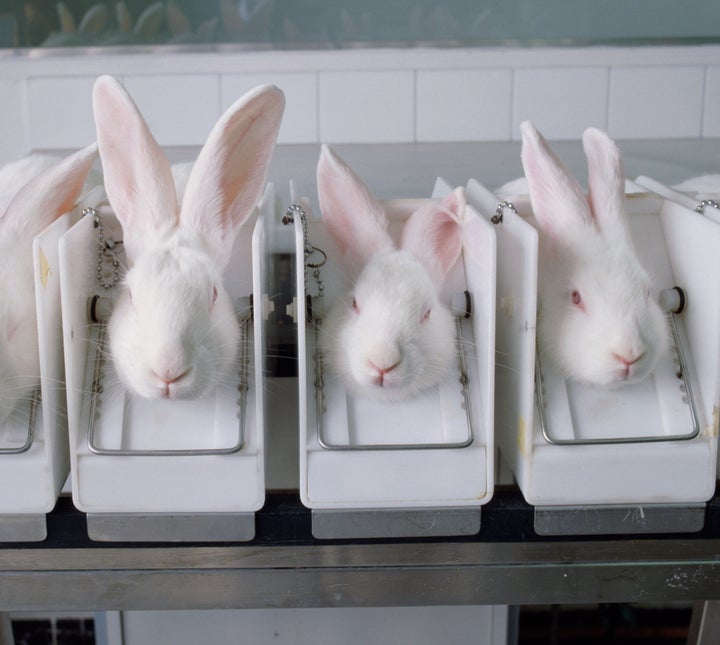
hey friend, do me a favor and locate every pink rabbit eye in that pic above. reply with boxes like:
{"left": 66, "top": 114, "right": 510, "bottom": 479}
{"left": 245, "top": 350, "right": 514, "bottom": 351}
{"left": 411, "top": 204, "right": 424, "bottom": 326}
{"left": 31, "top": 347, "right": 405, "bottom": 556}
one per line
{"left": 422, "top": 307, "right": 432, "bottom": 322}
{"left": 571, "top": 290, "right": 584, "bottom": 309}
{"left": 212, "top": 286, "right": 218, "bottom": 306}
{"left": 351, "top": 297, "right": 359, "bottom": 313}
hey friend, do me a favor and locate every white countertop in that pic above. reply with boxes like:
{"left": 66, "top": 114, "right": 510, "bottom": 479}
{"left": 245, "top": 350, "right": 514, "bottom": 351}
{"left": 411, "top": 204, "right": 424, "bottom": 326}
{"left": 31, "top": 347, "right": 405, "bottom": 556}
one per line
{"left": 166, "top": 139, "right": 720, "bottom": 204}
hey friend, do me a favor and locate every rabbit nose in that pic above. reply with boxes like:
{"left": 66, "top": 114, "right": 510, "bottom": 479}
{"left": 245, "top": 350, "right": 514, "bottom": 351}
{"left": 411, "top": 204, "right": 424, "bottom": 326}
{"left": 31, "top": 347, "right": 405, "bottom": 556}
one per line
{"left": 613, "top": 351, "right": 646, "bottom": 380}
{"left": 151, "top": 367, "right": 191, "bottom": 386}
{"left": 368, "top": 359, "right": 401, "bottom": 386}
{"left": 613, "top": 351, "right": 644, "bottom": 367}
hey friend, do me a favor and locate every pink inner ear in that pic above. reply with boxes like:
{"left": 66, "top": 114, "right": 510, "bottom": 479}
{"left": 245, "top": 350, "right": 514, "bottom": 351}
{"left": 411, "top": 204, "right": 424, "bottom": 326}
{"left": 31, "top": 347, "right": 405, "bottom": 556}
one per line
{"left": 400, "top": 190, "right": 464, "bottom": 286}
{"left": 179, "top": 85, "right": 284, "bottom": 266}
{"left": 94, "top": 75, "right": 178, "bottom": 260}
{"left": 317, "top": 145, "right": 393, "bottom": 270}
{"left": 520, "top": 122, "right": 594, "bottom": 244}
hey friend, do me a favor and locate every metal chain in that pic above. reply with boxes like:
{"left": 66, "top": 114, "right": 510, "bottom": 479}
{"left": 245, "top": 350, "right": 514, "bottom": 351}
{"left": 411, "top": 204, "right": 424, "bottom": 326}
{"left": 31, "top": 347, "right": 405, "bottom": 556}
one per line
{"left": 283, "top": 203, "right": 328, "bottom": 414}
{"left": 492, "top": 200, "right": 518, "bottom": 224}
{"left": 283, "top": 203, "right": 326, "bottom": 298}
{"left": 695, "top": 199, "right": 720, "bottom": 215}
{"left": 85, "top": 206, "right": 122, "bottom": 289}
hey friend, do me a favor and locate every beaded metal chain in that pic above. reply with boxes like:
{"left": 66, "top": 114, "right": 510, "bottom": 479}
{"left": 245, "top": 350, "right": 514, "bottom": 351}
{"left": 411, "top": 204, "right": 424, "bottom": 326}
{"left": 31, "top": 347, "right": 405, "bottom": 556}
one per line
{"left": 282, "top": 203, "right": 327, "bottom": 300}
{"left": 695, "top": 199, "right": 720, "bottom": 215}
{"left": 84, "top": 206, "right": 122, "bottom": 289}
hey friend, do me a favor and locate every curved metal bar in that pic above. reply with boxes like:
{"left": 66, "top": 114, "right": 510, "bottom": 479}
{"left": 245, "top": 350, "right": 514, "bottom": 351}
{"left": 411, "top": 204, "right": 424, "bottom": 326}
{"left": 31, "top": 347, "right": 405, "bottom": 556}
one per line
{"left": 537, "top": 313, "right": 701, "bottom": 446}
{"left": 315, "top": 316, "right": 475, "bottom": 451}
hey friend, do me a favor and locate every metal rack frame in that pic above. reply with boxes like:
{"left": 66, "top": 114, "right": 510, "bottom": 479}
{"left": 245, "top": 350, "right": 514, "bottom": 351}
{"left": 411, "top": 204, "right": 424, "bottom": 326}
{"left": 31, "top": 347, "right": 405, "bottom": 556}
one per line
{"left": 1, "top": 490, "right": 720, "bottom": 612}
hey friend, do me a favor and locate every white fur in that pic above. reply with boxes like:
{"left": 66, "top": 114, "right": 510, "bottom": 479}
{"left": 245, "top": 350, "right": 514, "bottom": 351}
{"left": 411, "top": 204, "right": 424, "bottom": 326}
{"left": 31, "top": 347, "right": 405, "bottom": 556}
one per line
{"left": 317, "top": 145, "right": 465, "bottom": 402}
{"left": 500, "top": 122, "right": 671, "bottom": 387}
{"left": 93, "top": 75, "right": 284, "bottom": 400}
{"left": 0, "top": 145, "right": 99, "bottom": 422}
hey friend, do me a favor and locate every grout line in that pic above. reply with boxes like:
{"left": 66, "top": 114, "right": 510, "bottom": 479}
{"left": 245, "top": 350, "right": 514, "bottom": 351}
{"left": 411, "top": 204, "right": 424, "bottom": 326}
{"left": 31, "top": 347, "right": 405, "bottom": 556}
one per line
{"left": 316, "top": 71, "right": 322, "bottom": 143}
{"left": 700, "top": 65, "right": 708, "bottom": 138}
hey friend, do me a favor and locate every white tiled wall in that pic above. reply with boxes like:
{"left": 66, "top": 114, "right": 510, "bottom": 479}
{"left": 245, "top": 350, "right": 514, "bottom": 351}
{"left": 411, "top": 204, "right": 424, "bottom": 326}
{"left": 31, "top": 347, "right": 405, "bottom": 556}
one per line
{"left": 703, "top": 66, "right": 720, "bottom": 138}
{"left": 319, "top": 70, "right": 415, "bottom": 143}
{"left": 122, "top": 75, "right": 221, "bottom": 146}
{"left": 608, "top": 66, "right": 706, "bottom": 139}
{"left": 512, "top": 67, "right": 609, "bottom": 140}
{"left": 2, "top": 45, "right": 720, "bottom": 163}
{"left": 27, "top": 76, "right": 96, "bottom": 149}
{"left": 416, "top": 69, "right": 512, "bottom": 142}
{"left": 221, "top": 72, "right": 318, "bottom": 143}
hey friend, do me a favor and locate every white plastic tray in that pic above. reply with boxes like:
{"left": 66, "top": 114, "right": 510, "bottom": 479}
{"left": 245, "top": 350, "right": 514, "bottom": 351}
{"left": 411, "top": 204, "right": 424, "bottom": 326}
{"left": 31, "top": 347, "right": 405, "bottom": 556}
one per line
{"left": 467, "top": 181, "right": 720, "bottom": 506}
{"left": 298, "top": 178, "right": 496, "bottom": 510}
{"left": 59, "top": 185, "right": 273, "bottom": 515}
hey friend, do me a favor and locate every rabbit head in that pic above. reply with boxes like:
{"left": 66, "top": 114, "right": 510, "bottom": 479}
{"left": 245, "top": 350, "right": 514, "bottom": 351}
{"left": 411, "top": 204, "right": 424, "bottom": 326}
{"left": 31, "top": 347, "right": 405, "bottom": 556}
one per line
{"left": 93, "top": 75, "right": 284, "bottom": 400}
{"left": 520, "top": 121, "right": 670, "bottom": 386}
{"left": 317, "top": 145, "right": 465, "bottom": 402}
{"left": 0, "top": 144, "right": 98, "bottom": 423}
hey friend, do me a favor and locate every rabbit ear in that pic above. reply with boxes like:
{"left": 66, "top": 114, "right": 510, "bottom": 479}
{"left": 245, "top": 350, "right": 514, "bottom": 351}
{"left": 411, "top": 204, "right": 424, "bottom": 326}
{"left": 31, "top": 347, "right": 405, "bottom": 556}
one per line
{"left": 116, "top": 1, "right": 132, "bottom": 32}
{"left": 166, "top": 0, "right": 192, "bottom": 36}
{"left": 317, "top": 145, "right": 394, "bottom": 274}
{"left": 93, "top": 75, "right": 178, "bottom": 264}
{"left": 179, "top": 84, "right": 284, "bottom": 267}
{"left": 583, "top": 127, "right": 631, "bottom": 243}
{"left": 57, "top": 2, "right": 77, "bottom": 33}
{"left": 400, "top": 187, "right": 465, "bottom": 287}
{"left": 520, "top": 120, "right": 594, "bottom": 247}
{"left": 0, "top": 143, "right": 98, "bottom": 241}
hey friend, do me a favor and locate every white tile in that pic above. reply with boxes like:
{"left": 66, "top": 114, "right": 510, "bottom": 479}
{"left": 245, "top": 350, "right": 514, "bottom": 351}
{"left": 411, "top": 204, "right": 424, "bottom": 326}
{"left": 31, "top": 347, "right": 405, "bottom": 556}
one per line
{"left": 122, "top": 75, "right": 221, "bottom": 146}
{"left": 512, "top": 67, "right": 609, "bottom": 140}
{"left": 608, "top": 66, "right": 704, "bottom": 139}
{"left": 702, "top": 66, "right": 720, "bottom": 137}
{"left": 222, "top": 73, "right": 318, "bottom": 144}
{"left": 416, "top": 69, "right": 512, "bottom": 142}
{"left": 319, "top": 71, "right": 414, "bottom": 143}
{"left": 27, "top": 77, "right": 96, "bottom": 150}
{"left": 0, "top": 80, "right": 28, "bottom": 162}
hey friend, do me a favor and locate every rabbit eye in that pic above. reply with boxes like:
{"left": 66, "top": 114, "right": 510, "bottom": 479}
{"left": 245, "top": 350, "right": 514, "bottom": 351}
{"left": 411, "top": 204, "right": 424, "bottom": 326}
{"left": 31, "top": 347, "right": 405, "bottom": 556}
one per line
{"left": 211, "top": 286, "right": 218, "bottom": 307}
{"left": 422, "top": 307, "right": 432, "bottom": 322}
{"left": 571, "top": 290, "right": 583, "bottom": 307}
{"left": 351, "top": 297, "right": 359, "bottom": 313}
{"left": 644, "top": 286, "right": 650, "bottom": 302}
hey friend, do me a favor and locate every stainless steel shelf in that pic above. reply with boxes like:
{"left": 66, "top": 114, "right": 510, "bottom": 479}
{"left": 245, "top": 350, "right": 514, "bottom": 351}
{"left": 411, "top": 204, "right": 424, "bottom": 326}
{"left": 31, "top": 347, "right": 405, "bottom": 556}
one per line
{"left": 3, "top": 538, "right": 720, "bottom": 610}
{"left": 1, "top": 492, "right": 720, "bottom": 611}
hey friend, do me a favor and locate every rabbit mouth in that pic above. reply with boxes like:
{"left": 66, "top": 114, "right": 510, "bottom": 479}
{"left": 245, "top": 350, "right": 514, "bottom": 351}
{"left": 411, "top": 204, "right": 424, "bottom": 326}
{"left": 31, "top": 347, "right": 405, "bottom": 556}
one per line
{"left": 146, "top": 367, "right": 203, "bottom": 400}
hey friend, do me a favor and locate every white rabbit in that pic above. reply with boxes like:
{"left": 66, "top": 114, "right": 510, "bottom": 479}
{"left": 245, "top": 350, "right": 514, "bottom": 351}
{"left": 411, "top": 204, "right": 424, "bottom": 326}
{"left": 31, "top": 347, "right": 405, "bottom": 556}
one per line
{"left": 0, "top": 145, "right": 99, "bottom": 423}
{"left": 92, "top": 75, "right": 284, "bottom": 400}
{"left": 317, "top": 145, "right": 466, "bottom": 402}
{"left": 501, "top": 121, "right": 670, "bottom": 387}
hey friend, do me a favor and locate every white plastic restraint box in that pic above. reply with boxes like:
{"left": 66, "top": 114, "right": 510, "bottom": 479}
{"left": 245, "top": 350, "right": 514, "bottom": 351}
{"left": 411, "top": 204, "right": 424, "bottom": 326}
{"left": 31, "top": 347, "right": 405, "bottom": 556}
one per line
{"left": 467, "top": 179, "right": 720, "bottom": 536}
{"left": 633, "top": 174, "right": 720, "bottom": 474}
{"left": 59, "top": 184, "right": 275, "bottom": 542}
{"left": 634, "top": 175, "right": 720, "bottom": 228}
{"left": 295, "top": 177, "right": 496, "bottom": 539}
{"left": 0, "top": 193, "right": 95, "bottom": 541}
